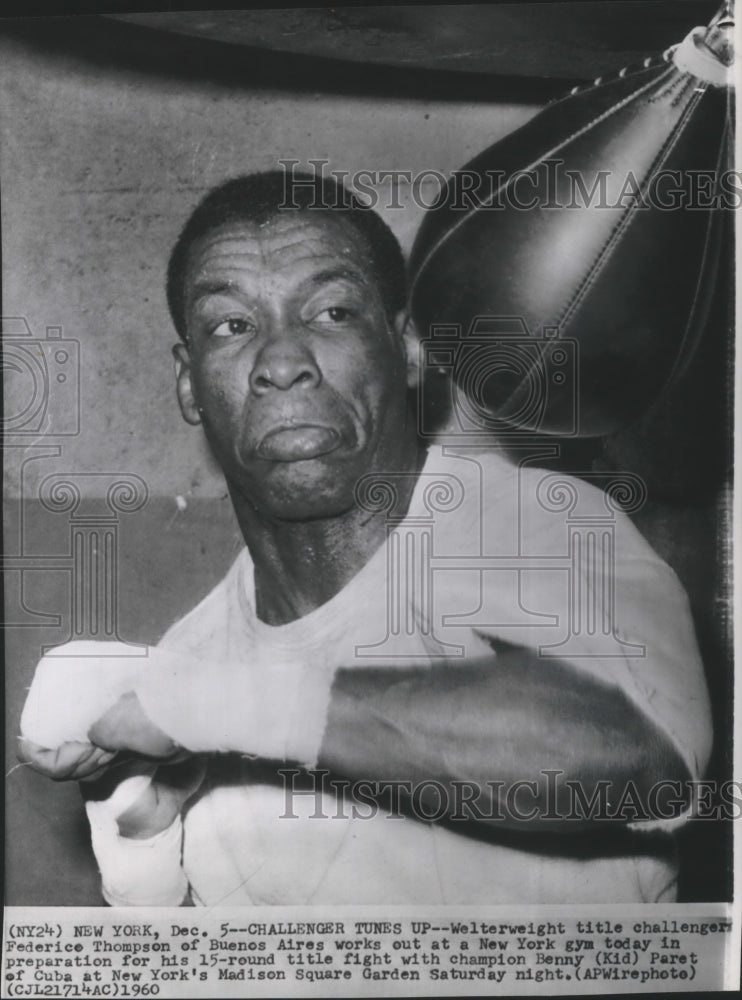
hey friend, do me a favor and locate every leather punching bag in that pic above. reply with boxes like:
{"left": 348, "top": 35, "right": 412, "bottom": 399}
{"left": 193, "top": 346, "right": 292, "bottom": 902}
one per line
{"left": 409, "top": 3, "right": 734, "bottom": 440}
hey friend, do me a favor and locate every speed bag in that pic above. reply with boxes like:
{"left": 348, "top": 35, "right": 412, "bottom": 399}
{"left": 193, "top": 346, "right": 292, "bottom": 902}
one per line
{"left": 408, "top": 5, "right": 734, "bottom": 438}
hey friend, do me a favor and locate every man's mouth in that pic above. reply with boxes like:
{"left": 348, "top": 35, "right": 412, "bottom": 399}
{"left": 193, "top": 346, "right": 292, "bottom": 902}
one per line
{"left": 256, "top": 424, "right": 341, "bottom": 462}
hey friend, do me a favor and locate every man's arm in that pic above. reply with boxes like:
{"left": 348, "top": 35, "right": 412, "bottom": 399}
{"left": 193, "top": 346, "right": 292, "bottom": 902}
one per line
{"left": 21, "top": 632, "right": 699, "bottom": 837}
{"left": 20, "top": 513, "right": 710, "bottom": 838}
{"left": 17, "top": 735, "right": 203, "bottom": 904}
{"left": 322, "top": 640, "right": 692, "bottom": 831}
{"left": 78, "top": 638, "right": 690, "bottom": 834}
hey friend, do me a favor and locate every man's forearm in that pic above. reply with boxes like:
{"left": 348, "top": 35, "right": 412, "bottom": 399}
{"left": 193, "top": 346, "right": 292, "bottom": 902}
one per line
{"left": 319, "top": 643, "right": 692, "bottom": 831}
{"left": 23, "top": 639, "right": 692, "bottom": 834}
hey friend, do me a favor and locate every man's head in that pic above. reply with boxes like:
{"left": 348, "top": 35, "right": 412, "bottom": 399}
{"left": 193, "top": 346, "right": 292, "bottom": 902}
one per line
{"left": 168, "top": 171, "right": 420, "bottom": 522}
{"left": 167, "top": 172, "right": 407, "bottom": 340}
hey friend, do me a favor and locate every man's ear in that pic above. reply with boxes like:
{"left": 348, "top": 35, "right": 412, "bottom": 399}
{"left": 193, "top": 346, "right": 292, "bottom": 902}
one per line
{"left": 392, "top": 311, "right": 421, "bottom": 389}
{"left": 172, "top": 342, "right": 202, "bottom": 426}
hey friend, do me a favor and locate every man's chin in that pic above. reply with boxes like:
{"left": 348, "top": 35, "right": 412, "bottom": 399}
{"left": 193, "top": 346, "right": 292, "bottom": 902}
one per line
{"left": 239, "top": 453, "right": 361, "bottom": 521}
{"left": 261, "top": 484, "right": 358, "bottom": 523}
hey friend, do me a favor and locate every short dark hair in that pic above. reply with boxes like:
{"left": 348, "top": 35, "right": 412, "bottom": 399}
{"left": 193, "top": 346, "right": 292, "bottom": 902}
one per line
{"left": 166, "top": 170, "right": 407, "bottom": 340}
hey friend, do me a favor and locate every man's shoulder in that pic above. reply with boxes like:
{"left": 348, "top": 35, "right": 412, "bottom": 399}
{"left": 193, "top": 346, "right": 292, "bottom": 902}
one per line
{"left": 426, "top": 444, "right": 667, "bottom": 567}
{"left": 420, "top": 443, "right": 519, "bottom": 502}
{"left": 424, "top": 444, "right": 607, "bottom": 522}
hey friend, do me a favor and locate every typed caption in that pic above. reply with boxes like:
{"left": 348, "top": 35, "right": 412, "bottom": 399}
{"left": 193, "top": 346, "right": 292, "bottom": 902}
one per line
{"left": 3, "top": 906, "right": 739, "bottom": 997}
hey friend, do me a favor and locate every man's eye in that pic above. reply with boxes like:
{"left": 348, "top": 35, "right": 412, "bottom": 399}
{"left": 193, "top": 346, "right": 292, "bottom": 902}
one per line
{"left": 211, "top": 317, "right": 254, "bottom": 338}
{"left": 315, "top": 307, "right": 352, "bottom": 323}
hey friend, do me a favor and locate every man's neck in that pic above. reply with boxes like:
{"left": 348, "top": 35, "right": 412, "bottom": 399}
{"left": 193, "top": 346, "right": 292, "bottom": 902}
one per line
{"left": 231, "top": 440, "right": 427, "bottom": 626}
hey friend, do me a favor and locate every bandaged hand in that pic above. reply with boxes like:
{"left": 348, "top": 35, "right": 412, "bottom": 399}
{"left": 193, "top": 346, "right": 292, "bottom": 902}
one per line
{"left": 83, "top": 754, "right": 207, "bottom": 839}
{"left": 19, "top": 639, "right": 334, "bottom": 905}
{"left": 20, "top": 638, "right": 335, "bottom": 768}
{"left": 20, "top": 641, "right": 178, "bottom": 754}
{"left": 82, "top": 760, "right": 196, "bottom": 906}
{"left": 16, "top": 738, "right": 118, "bottom": 782}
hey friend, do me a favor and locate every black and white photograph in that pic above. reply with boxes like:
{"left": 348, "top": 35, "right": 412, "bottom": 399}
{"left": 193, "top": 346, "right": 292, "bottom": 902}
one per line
{"left": 2, "top": 1, "right": 740, "bottom": 995}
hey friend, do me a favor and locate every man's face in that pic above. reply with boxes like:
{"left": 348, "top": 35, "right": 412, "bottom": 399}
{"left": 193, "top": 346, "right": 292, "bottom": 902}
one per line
{"left": 174, "top": 211, "right": 416, "bottom": 520}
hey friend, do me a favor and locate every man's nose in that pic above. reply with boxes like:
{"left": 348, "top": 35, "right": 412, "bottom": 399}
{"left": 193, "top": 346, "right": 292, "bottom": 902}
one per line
{"left": 249, "top": 332, "right": 321, "bottom": 394}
